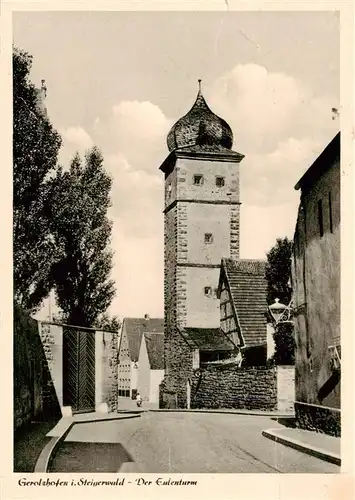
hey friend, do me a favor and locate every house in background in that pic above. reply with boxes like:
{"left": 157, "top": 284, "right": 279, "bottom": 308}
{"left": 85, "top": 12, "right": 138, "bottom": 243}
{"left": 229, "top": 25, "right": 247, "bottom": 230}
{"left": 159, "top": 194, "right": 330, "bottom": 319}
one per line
{"left": 217, "top": 258, "right": 269, "bottom": 365}
{"left": 137, "top": 332, "right": 165, "bottom": 403}
{"left": 292, "top": 132, "right": 340, "bottom": 436}
{"left": 118, "top": 316, "right": 164, "bottom": 399}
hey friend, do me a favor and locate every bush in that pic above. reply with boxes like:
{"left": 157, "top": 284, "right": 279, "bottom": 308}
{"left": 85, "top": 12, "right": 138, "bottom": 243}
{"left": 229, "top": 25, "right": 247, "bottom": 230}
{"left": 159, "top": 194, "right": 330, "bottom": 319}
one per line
{"left": 273, "top": 322, "right": 295, "bottom": 365}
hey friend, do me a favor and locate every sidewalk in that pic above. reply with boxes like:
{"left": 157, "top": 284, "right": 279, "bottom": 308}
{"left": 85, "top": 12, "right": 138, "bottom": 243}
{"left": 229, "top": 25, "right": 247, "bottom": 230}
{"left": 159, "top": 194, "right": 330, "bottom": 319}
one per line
{"left": 262, "top": 427, "right": 341, "bottom": 466}
{"left": 35, "top": 411, "right": 142, "bottom": 472}
{"left": 150, "top": 408, "right": 295, "bottom": 417}
{"left": 47, "top": 411, "right": 142, "bottom": 437}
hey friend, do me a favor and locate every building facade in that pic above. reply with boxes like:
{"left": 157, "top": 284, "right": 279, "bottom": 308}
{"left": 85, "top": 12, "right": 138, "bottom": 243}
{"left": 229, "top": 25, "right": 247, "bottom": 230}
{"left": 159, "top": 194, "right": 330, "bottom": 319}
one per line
{"left": 118, "top": 317, "right": 164, "bottom": 399}
{"left": 160, "top": 83, "right": 246, "bottom": 407}
{"left": 137, "top": 332, "right": 165, "bottom": 404}
{"left": 292, "top": 132, "right": 340, "bottom": 435}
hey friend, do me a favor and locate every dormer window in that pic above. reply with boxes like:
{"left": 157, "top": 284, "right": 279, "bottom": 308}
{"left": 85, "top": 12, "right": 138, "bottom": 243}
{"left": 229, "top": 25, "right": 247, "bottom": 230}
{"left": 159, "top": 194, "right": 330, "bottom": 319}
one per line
{"left": 193, "top": 174, "right": 204, "bottom": 185}
{"left": 216, "top": 176, "right": 225, "bottom": 187}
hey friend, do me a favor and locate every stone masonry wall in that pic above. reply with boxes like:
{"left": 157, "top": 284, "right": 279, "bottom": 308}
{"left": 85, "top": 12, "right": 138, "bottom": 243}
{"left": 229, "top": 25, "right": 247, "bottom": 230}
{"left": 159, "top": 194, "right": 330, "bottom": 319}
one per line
{"left": 230, "top": 204, "right": 240, "bottom": 260}
{"left": 162, "top": 156, "right": 242, "bottom": 408}
{"left": 295, "top": 401, "right": 341, "bottom": 437}
{"left": 101, "top": 330, "right": 119, "bottom": 412}
{"left": 14, "top": 306, "right": 61, "bottom": 432}
{"left": 191, "top": 365, "right": 277, "bottom": 411}
{"left": 38, "top": 323, "right": 63, "bottom": 408}
{"left": 160, "top": 331, "right": 194, "bottom": 408}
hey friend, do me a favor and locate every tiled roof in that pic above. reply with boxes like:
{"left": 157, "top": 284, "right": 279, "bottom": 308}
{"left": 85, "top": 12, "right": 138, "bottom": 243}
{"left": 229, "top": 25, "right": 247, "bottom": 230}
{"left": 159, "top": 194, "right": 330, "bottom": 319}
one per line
{"left": 144, "top": 332, "right": 165, "bottom": 370}
{"left": 123, "top": 317, "right": 164, "bottom": 362}
{"left": 222, "top": 258, "right": 267, "bottom": 347}
{"left": 184, "top": 327, "right": 236, "bottom": 351}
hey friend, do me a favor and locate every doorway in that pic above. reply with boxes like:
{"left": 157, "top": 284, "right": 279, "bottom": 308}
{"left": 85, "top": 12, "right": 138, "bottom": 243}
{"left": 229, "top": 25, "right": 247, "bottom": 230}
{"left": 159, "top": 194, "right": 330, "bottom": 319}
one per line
{"left": 63, "top": 328, "right": 96, "bottom": 413}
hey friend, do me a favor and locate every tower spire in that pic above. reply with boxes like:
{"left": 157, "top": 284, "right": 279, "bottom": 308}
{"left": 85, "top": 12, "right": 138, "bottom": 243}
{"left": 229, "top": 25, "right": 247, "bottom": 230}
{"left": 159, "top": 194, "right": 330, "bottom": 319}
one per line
{"left": 198, "top": 79, "right": 202, "bottom": 92}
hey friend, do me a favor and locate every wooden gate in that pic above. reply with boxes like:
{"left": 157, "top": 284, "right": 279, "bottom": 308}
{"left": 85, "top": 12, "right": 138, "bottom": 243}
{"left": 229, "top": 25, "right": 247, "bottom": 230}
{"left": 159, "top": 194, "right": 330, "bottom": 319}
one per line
{"left": 63, "top": 327, "right": 96, "bottom": 413}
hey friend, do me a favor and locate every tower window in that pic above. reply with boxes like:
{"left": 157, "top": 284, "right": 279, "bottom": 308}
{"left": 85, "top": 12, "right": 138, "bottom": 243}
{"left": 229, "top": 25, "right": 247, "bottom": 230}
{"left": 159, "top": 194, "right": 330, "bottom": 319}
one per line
{"left": 204, "top": 233, "right": 213, "bottom": 244}
{"left": 204, "top": 286, "right": 212, "bottom": 297}
{"left": 317, "top": 199, "right": 324, "bottom": 237}
{"left": 167, "top": 183, "right": 172, "bottom": 194}
{"left": 216, "top": 176, "right": 225, "bottom": 187}
{"left": 193, "top": 174, "right": 204, "bottom": 185}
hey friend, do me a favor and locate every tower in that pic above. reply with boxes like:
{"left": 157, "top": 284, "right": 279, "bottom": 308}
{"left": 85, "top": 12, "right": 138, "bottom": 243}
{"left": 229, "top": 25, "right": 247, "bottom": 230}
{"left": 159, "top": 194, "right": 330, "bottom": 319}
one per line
{"left": 159, "top": 82, "right": 244, "bottom": 405}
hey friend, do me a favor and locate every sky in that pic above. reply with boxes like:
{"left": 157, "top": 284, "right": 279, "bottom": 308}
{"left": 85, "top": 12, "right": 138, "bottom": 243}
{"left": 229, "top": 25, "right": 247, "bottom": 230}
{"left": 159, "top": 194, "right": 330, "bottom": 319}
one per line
{"left": 13, "top": 11, "right": 340, "bottom": 320}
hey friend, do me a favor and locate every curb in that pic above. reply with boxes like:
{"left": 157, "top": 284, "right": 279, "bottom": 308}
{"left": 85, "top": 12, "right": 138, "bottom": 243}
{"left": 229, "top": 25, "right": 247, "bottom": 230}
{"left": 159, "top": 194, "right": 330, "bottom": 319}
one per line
{"left": 148, "top": 408, "right": 295, "bottom": 418}
{"left": 262, "top": 429, "right": 341, "bottom": 466}
{"left": 34, "top": 414, "right": 141, "bottom": 472}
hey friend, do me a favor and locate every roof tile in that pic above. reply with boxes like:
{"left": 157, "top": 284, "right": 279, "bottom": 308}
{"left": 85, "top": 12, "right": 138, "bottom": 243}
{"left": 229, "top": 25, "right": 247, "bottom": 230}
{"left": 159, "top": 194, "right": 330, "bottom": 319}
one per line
{"left": 222, "top": 259, "right": 268, "bottom": 346}
{"left": 144, "top": 332, "right": 165, "bottom": 370}
{"left": 123, "top": 317, "right": 164, "bottom": 361}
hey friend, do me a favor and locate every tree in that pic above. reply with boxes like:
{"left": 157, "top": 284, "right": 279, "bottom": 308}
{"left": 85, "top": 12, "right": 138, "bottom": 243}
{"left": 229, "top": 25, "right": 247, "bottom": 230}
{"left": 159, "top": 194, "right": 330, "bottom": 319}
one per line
{"left": 265, "top": 237, "right": 295, "bottom": 365}
{"left": 94, "top": 313, "right": 121, "bottom": 332}
{"left": 13, "top": 47, "right": 62, "bottom": 312}
{"left": 50, "top": 148, "right": 116, "bottom": 327}
{"left": 265, "top": 237, "right": 293, "bottom": 306}
{"left": 272, "top": 323, "right": 295, "bottom": 365}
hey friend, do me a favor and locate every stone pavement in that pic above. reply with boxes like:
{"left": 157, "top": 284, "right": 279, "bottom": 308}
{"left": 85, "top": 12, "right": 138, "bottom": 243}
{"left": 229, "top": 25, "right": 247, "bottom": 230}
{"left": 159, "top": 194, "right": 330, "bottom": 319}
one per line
{"left": 262, "top": 426, "right": 341, "bottom": 465}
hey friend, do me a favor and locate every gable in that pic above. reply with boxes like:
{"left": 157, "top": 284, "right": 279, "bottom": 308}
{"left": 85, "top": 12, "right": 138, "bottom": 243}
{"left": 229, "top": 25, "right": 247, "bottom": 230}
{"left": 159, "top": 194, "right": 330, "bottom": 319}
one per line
{"left": 123, "top": 317, "right": 164, "bottom": 362}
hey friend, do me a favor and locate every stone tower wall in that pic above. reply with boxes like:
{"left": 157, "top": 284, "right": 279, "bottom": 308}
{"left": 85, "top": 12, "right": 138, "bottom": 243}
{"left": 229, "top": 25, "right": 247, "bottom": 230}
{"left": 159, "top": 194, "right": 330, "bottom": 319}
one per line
{"left": 162, "top": 154, "right": 242, "bottom": 406}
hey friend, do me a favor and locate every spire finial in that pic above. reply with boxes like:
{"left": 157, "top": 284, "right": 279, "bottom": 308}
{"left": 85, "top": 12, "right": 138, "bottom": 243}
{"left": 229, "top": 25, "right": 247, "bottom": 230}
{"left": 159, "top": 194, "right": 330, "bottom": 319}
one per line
{"left": 198, "top": 79, "right": 202, "bottom": 92}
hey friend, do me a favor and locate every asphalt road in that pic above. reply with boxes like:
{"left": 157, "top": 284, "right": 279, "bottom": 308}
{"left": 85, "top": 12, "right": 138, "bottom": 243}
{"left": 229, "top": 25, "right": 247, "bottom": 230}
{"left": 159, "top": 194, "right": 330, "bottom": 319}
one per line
{"left": 50, "top": 412, "right": 339, "bottom": 473}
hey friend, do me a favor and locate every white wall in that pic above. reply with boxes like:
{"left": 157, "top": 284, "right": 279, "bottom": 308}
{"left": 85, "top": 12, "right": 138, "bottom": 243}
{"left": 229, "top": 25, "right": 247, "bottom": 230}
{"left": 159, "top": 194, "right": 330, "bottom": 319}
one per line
{"left": 150, "top": 370, "right": 165, "bottom": 403}
{"left": 266, "top": 323, "right": 276, "bottom": 360}
{"left": 131, "top": 361, "right": 139, "bottom": 392}
{"left": 277, "top": 365, "right": 295, "bottom": 413}
{"left": 137, "top": 336, "right": 150, "bottom": 400}
{"left": 117, "top": 325, "right": 132, "bottom": 396}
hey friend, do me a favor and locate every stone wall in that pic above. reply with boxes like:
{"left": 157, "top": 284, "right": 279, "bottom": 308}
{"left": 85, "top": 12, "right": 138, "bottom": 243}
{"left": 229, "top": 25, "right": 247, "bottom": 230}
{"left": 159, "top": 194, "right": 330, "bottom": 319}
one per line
{"left": 191, "top": 365, "right": 277, "bottom": 411}
{"left": 162, "top": 154, "right": 243, "bottom": 407}
{"left": 14, "top": 306, "right": 61, "bottom": 432}
{"left": 95, "top": 330, "right": 119, "bottom": 412}
{"left": 38, "top": 323, "right": 63, "bottom": 407}
{"left": 161, "top": 330, "right": 194, "bottom": 408}
{"left": 293, "top": 156, "right": 340, "bottom": 408}
{"left": 100, "top": 330, "right": 119, "bottom": 412}
{"left": 295, "top": 401, "right": 340, "bottom": 437}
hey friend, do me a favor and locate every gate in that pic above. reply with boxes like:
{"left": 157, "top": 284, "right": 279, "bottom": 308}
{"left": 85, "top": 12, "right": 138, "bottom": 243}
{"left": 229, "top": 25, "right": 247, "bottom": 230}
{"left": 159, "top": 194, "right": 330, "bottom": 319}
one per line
{"left": 63, "top": 327, "right": 96, "bottom": 413}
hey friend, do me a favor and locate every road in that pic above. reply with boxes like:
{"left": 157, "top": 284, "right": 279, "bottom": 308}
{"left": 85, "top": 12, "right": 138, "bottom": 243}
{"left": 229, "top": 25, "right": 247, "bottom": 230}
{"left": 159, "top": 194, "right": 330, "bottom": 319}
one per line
{"left": 49, "top": 412, "right": 339, "bottom": 473}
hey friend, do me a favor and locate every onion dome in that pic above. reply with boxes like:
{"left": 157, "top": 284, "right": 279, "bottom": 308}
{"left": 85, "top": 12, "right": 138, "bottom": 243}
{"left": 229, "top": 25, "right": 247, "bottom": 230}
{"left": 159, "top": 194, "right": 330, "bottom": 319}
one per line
{"left": 167, "top": 80, "right": 233, "bottom": 152}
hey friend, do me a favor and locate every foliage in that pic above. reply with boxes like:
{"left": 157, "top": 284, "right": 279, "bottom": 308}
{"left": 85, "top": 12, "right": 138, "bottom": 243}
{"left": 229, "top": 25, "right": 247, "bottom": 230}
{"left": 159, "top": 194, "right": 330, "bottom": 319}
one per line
{"left": 265, "top": 237, "right": 295, "bottom": 365}
{"left": 13, "top": 47, "right": 62, "bottom": 312}
{"left": 265, "top": 237, "right": 293, "bottom": 306}
{"left": 50, "top": 148, "right": 116, "bottom": 327}
{"left": 94, "top": 313, "right": 121, "bottom": 332}
{"left": 272, "top": 322, "right": 295, "bottom": 365}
